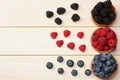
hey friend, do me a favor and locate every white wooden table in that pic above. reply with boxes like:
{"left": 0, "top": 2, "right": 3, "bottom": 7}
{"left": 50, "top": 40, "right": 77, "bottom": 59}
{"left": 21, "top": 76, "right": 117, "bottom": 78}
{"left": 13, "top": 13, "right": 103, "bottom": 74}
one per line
{"left": 0, "top": 0, "right": 119, "bottom": 80}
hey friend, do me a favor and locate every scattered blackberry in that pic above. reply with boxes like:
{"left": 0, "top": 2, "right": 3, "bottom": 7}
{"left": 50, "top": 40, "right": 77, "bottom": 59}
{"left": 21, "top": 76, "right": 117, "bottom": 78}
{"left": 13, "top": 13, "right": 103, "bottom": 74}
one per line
{"left": 92, "top": 53, "right": 118, "bottom": 79}
{"left": 46, "top": 62, "right": 53, "bottom": 69}
{"left": 57, "top": 7, "right": 66, "bottom": 15}
{"left": 66, "top": 59, "right": 74, "bottom": 67}
{"left": 55, "top": 17, "right": 62, "bottom": 25}
{"left": 93, "top": 16, "right": 103, "bottom": 24}
{"left": 71, "top": 14, "right": 80, "bottom": 22}
{"left": 77, "top": 60, "right": 84, "bottom": 67}
{"left": 57, "top": 56, "right": 64, "bottom": 63}
{"left": 71, "top": 69, "right": 78, "bottom": 76}
{"left": 85, "top": 69, "right": 91, "bottom": 76}
{"left": 57, "top": 68, "right": 64, "bottom": 74}
{"left": 46, "top": 11, "right": 54, "bottom": 18}
{"left": 70, "top": 3, "right": 79, "bottom": 10}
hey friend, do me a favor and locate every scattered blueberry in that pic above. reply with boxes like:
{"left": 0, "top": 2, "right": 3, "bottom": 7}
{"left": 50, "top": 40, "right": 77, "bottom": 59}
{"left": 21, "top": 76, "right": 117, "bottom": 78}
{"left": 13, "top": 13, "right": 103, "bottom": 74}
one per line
{"left": 66, "top": 59, "right": 74, "bottom": 67}
{"left": 46, "top": 11, "right": 54, "bottom": 18}
{"left": 71, "top": 14, "right": 80, "bottom": 22}
{"left": 77, "top": 60, "right": 84, "bottom": 67}
{"left": 55, "top": 17, "right": 62, "bottom": 25}
{"left": 57, "top": 56, "right": 64, "bottom": 63}
{"left": 57, "top": 7, "right": 66, "bottom": 15}
{"left": 46, "top": 62, "right": 53, "bottom": 69}
{"left": 70, "top": 3, "right": 79, "bottom": 10}
{"left": 57, "top": 68, "right": 64, "bottom": 74}
{"left": 85, "top": 69, "right": 91, "bottom": 76}
{"left": 71, "top": 69, "right": 78, "bottom": 76}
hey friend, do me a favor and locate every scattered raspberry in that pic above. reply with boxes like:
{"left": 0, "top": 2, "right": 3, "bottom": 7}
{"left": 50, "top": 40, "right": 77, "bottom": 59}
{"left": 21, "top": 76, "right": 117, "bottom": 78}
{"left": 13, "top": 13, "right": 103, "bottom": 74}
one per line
{"left": 56, "top": 40, "right": 64, "bottom": 47}
{"left": 92, "top": 41, "right": 99, "bottom": 47}
{"left": 77, "top": 32, "right": 84, "bottom": 39}
{"left": 108, "top": 39, "right": 117, "bottom": 47}
{"left": 63, "top": 30, "right": 71, "bottom": 37}
{"left": 67, "top": 42, "right": 75, "bottom": 50}
{"left": 79, "top": 44, "right": 86, "bottom": 52}
{"left": 50, "top": 32, "right": 58, "bottom": 39}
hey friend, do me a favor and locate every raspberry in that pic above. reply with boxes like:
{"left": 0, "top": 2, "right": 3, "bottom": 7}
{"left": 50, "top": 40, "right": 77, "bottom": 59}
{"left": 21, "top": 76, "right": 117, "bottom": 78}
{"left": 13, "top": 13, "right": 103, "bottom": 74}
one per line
{"left": 96, "top": 45, "right": 103, "bottom": 51}
{"left": 108, "top": 39, "right": 117, "bottom": 47}
{"left": 92, "top": 41, "right": 99, "bottom": 47}
{"left": 106, "top": 31, "right": 116, "bottom": 40}
{"left": 95, "top": 28, "right": 102, "bottom": 36}
{"left": 103, "top": 27, "right": 111, "bottom": 33}
{"left": 67, "top": 42, "right": 75, "bottom": 50}
{"left": 104, "top": 46, "right": 110, "bottom": 51}
{"left": 77, "top": 32, "right": 84, "bottom": 39}
{"left": 63, "top": 30, "right": 71, "bottom": 37}
{"left": 92, "top": 35, "right": 98, "bottom": 41}
{"left": 110, "top": 46, "right": 116, "bottom": 51}
{"left": 98, "top": 37, "right": 107, "bottom": 46}
{"left": 57, "top": 7, "right": 66, "bottom": 15}
{"left": 71, "top": 14, "right": 80, "bottom": 22}
{"left": 50, "top": 32, "right": 58, "bottom": 39}
{"left": 79, "top": 44, "right": 86, "bottom": 52}
{"left": 56, "top": 40, "right": 64, "bottom": 47}
{"left": 100, "top": 30, "right": 107, "bottom": 37}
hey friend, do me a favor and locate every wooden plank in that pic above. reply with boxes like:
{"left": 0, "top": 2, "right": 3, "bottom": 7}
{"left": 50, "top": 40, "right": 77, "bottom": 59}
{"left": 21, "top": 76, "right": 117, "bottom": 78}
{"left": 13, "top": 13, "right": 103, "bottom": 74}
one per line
{"left": 0, "top": 56, "right": 119, "bottom": 80}
{"left": 0, "top": 0, "right": 119, "bottom": 27}
{"left": 0, "top": 27, "right": 119, "bottom": 55}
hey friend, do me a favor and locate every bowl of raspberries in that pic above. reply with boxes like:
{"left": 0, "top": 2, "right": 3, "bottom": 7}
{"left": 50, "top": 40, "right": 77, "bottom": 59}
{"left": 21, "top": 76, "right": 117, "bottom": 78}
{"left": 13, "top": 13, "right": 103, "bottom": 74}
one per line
{"left": 91, "top": 0, "right": 116, "bottom": 27}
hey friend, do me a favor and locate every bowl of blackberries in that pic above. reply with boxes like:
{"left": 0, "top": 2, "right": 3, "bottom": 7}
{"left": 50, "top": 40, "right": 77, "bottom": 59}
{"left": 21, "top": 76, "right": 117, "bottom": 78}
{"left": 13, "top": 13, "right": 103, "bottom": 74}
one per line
{"left": 91, "top": 0, "right": 116, "bottom": 27}
{"left": 92, "top": 53, "right": 118, "bottom": 79}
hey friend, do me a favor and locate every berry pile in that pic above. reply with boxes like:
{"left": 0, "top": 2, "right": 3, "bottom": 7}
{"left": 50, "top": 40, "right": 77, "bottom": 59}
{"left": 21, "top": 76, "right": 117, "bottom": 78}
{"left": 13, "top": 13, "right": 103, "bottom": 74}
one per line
{"left": 92, "top": 53, "right": 118, "bottom": 79}
{"left": 46, "top": 3, "right": 81, "bottom": 25}
{"left": 91, "top": 0, "right": 116, "bottom": 25}
{"left": 50, "top": 30, "right": 86, "bottom": 52}
{"left": 46, "top": 56, "right": 92, "bottom": 76}
{"left": 92, "top": 27, "right": 117, "bottom": 52}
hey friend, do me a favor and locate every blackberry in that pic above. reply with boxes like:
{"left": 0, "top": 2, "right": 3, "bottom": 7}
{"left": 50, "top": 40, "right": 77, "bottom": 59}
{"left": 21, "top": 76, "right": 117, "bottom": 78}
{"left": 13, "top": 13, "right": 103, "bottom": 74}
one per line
{"left": 104, "top": 0, "right": 112, "bottom": 8}
{"left": 94, "top": 2, "right": 104, "bottom": 10}
{"left": 103, "top": 17, "right": 112, "bottom": 25}
{"left": 57, "top": 56, "right": 64, "bottom": 63}
{"left": 91, "top": 9, "right": 99, "bottom": 17}
{"left": 85, "top": 69, "right": 91, "bottom": 76}
{"left": 93, "top": 16, "right": 103, "bottom": 24}
{"left": 46, "top": 62, "right": 53, "bottom": 69}
{"left": 57, "top": 7, "right": 66, "bottom": 15}
{"left": 100, "top": 9, "right": 109, "bottom": 17}
{"left": 71, "top": 14, "right": 80, "bottom": 22}
{"left": 57, "top": 68, "right": 64, "bottom": 74}
{"left": 46, "top": 11, "right": 54, "bottom": 18}
{"left": 70, "top": 3, "right": 79, "bottom": 10}
{"left": 77, "top": 60, "right": 84, "bottom": 67}
{"left": 55, "top": 17, "right": 62, "bottom": 25}
{"left": 66, "top": 59, "right": 74, "bottom": 67}
{"left": 109, "top": 12, "right": 116, "bottom": 21}
{"left": 71, "top": 69, "right": 78, "bottom": 76}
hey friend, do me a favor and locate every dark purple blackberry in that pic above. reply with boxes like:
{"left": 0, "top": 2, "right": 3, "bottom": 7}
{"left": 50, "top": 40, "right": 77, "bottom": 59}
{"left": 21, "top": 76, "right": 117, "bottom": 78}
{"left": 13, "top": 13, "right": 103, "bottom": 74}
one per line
{"left": 93, "top": 16, "right": 103, "bottom": 24}
{"left": 57, "top": 68, "right": 64, "bottom": 74}
{"left": 109, "top": 12, "right": 116, "bottom": 21}
{"left": 71, "top": 14, "right": 80, "bottom": 22}
{"left": 70, "top": 3, "right": 79, "bottom": 10}
{"left": 46, "top": 62, "right": 53, "bottom": 69}
{"left": 46, "top": 11, "right": 54, "bottom": 18}
{"left": 71, "top": 69, "right": 78, "bottom": 76}
{"left": 94, "top": 2, "right": 104, "bottom": 10}
{"left": 57, "top": 7, "right": 66, "bottom": 15}
{"left": 92, "top": 53, "right": 118, "bottom": 79}
{"left": 91, "top": 9, "right": 99, "bottom": 17}
{"left": 100, "top": 9, "right": 109, "bottom": 17}
{"left": 104, "top": 0, "right": 112, "bottom": 8}
{"left": 103, "top": 17, "right": 112, "bottom": 25}
{"left": 55, "top": 17, "right": 62, "bottom": 25}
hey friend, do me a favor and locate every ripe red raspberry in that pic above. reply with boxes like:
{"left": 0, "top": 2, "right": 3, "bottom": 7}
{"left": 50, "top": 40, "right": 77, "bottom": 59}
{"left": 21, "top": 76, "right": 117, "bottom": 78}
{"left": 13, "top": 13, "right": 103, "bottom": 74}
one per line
{"left": 92, "top": 35, "right": 98, "bottom": 41}
{"left": 50, "top": 32, "right": 58, "bottom": 39}
{"left": 77, "top": 32, "right": 84, "bottom": 39}
{"left": 98, "top": 37, "right": 107, "bottom": 46}
{"left": 106, "top": 31, "right": 116, "bottom": 40}
{"left": 79, "top": 44, "right": 86, "bottom": 52}
{"left": 67, "top": 42, "right": 75, "bottom": 50}
{"left": 108, "top": 39, "right": 117, "bottom": 47}
{"left": 96, "top": 45, "right": 103, "bottom": 51}
{"left": 103, "top": 27, "right": 111, "bottom": 33}
{"left": 94, "top": 28, "right": 102, "bottom": 37}
{"left": 100, "top": 30, "right": 107, "bottom": 37}
{"left": 56, "top": 40, "right": 64, "bottom": 47}
{"left": 92, "top": 41, "right": 99, "bottom": 47}
{"left": 63, "top": 30, "right": 71, "bottom": 37}
{"left": 110, "top": 46, "right": 116, "bottom": 51}
{"left": 104, "top": 46, "right": 110, "bottom": 51}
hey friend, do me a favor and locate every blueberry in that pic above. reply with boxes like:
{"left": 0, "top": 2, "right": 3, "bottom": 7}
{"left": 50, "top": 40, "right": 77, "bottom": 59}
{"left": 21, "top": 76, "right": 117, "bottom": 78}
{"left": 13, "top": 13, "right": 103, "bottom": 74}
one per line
{"left": 85, "top": 69, "right": 91, "bottom": 76}
{"left": 46, "top": 62, "right": 53, "bottom": 69}
{"left": 111, "top": 58, "right": 115, "bottom": 64}
{"left": 104, "top": 66, "right": 110, "bottom": 73}
{"left": 110, "top": 66, "right": 115, "bottom": 72}
{"left": 55, "top": 17, "right": 62, "bottom": 25}
{"left": 93, "top": 16, "right": 103, "bottom": 24}
{"left": 71, "top": 69, "right": 78, "bottom": 76}
{"left": 57, "top": 7, "right": 66, "bottom": 15}
{"left": 71, "top": 14, "right": 80, "bottom": 22}
{"left": 106, "top": 60, "right": 112, "bottom": 66}
{"left": 94, "top": 55, "right": 100, "bottom": 60}
{"left": 104, "top": 74, "right": 110, "bottom": 79}
{"left": 101, "top": 54, "right": 107, "bottom": 62}
{"left": 77, "top": 60, "right": 84, "bottom": 67}
{"left": 92, "top": 60, "right": 98, "bottom": 65}
{"left": 57, "top": 56, "right": 64, "bottom": 63}
{"left": 95, "top": 67, "right": 100, "bottom": 73}
{"left": 71, "top": 3, "right": 79, "bottom": 10}
{"left": 57, "top": 68, "right": 64, "bottom": 74}
{"left": 94, "top": 72, "right": 99, "bottom": 77}
{"left": 97, "top": 62, "right": 102, "bottom": 68}
{"left": 99, "top": 72, "right": 105, "bottom": 78}
{"left": 46, "top": 11, "right": 54, "bottom": 18}
{"left": 107, "top": 53, "right": 112, "bottom": 60}
{"left": 66, "top": 59, "right": 74, "bottom": 67}
{"left": 113, "top": 64, "right": 118, "bottom": 69}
